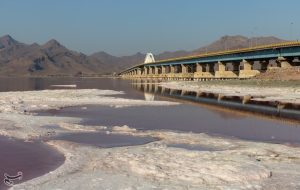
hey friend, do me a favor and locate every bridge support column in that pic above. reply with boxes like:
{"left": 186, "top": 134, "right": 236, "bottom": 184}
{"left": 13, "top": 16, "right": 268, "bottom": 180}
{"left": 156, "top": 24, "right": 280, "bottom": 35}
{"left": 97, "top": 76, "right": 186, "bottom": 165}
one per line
{"left": 181, "top": 64, "right": 188, "bottom": 73}
{"left": 239, "top": 59, "right": 260, "bottom": 78}
{"left": 143, "top": 67, "right": 146, "bottom": 75}
{"left": 260, "top": 60, "right": 270, "bottom": 71}
{"left": 214, "top": 61, "right": 225, "bottom": 78}
{"left": 215, "top": 61, "right": 237, "bottom": 78}
{"left": 277, "top": 57, "right": 292, "bottom": 68}
{"left": 154, "top": 66, "right": 159, "bottom": 75}
{"left": 161, "top": 66, "right": 166, "bottom": 74}
{"left": 146, "top": 67, "right": 150, "bottom": 75}
{"left": 168, "top": 65, "right": 175, "bottom": 79}
{"left": 170, "top": 65, "right": 175, "bottom": 73}
{"left": 196, "top": 63, "right": 203, "bottom": 72}
{"left": 194, "top": 63, "right": 204, "bottom": 79}
{"left": 217, "top": 61, "right": 226, "bottom": 71}
{"left": 137, "top": 68, "right": 142, "bottom": 76}
{"left": 151, "top": 66, "right": 155, "bottom": 75}
{"left": 194, "top": 63, "right": 214, "bottom": 79}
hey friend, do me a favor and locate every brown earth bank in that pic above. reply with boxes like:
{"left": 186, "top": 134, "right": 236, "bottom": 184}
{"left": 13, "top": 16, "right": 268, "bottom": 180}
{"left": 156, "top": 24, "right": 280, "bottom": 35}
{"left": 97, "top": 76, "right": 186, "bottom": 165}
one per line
{"left": 255, "top": 67, "right": 300, "bottom": 81}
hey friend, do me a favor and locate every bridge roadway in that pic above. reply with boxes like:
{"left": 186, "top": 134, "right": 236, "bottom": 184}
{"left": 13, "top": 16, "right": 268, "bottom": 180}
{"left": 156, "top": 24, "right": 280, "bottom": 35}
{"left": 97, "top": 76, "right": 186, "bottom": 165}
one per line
{"left": 119, "top": 41, "right": 300, "bottom": 80}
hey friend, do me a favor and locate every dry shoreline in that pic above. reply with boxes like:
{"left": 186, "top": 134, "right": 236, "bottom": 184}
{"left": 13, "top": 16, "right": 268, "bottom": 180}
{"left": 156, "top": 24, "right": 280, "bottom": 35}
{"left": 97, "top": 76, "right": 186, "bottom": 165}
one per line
{"left": 0, "top": 88, "right": 299, "bottom": 189}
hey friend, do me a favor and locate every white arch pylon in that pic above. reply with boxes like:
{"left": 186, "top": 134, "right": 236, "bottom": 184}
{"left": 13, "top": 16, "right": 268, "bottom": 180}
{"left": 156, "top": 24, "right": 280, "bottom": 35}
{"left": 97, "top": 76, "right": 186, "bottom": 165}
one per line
{"left": 144, "top": 53, "right": 155, "bottom": 63}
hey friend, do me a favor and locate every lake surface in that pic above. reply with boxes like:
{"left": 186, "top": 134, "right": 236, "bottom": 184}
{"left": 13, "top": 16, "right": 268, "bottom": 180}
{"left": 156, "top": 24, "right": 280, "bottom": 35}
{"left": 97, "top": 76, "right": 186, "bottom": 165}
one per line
{"left": 0, "top": 136, "right": 64, "bottom": 190}
{"left": 1, "top": 77, "right": 300, "bottom": 144}
{"left": 1, "top": 77, "right": 300, "bottom": 188}
{"left": 49, "top": 132, "right": 157, "bottom": 148}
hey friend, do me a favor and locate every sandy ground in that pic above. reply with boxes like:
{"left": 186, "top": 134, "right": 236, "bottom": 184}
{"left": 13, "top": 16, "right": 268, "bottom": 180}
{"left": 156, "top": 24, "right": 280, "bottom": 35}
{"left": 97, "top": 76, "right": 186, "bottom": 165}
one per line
{"left": 0, "top": 89, "right": 299, "bottom": 189}
{"left": 255, "top": 67, "right": 300, "bottom": 81}
{"left": 160, "top": 81, "right": 300, "bottom": 105}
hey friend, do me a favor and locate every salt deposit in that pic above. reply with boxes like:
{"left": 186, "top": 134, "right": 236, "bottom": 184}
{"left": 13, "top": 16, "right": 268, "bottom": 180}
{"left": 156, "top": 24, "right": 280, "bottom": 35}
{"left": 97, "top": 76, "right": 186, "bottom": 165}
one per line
{"left": 0, "top": 89, "right": 299, "bottom": 189}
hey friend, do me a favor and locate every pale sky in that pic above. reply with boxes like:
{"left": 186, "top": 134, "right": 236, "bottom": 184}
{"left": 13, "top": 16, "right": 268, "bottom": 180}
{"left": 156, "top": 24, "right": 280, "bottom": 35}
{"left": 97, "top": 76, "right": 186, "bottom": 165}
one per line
{"left": 0, "top": 0, "right": 299, "bottom": 56}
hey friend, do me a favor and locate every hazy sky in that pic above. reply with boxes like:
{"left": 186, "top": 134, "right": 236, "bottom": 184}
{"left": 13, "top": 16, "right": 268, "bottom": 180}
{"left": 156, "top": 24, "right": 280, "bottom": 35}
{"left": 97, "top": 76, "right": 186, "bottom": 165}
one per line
{"left": 0, "top": 0, "right": 299, "bottom": 56}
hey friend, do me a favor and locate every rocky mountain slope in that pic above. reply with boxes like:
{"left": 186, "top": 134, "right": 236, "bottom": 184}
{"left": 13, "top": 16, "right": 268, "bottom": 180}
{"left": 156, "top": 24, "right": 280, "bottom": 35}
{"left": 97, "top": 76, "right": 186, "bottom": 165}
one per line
{"left": 0, "top": 35, "right": 286, "bottom": 76}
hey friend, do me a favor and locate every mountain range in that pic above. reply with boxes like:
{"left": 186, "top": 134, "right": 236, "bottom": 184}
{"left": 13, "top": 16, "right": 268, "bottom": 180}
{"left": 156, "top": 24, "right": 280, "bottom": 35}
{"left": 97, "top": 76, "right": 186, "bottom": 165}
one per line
{"left": 0, "top": 35, "right": 286, "bottom": 76}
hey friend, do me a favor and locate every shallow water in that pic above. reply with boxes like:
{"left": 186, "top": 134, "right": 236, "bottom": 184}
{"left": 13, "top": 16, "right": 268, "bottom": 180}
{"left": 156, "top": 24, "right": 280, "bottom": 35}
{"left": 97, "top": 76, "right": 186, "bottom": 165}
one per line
{"left": 9, "top": 77, "right": 297, "bottom": 145}
{"left": 0, "top": 77, "right": 143, "bottom": 100}
{"left": 39, "top": 104, "right": 300, "bottom": 144}
{"left": 48, "top": 132, "right": 157, "bottom": 148}
{"left": 0, "top": 136, "right": 64, "bottom": 190}
{"left": 168, "top": 143, "right": 222, "bottom": 151}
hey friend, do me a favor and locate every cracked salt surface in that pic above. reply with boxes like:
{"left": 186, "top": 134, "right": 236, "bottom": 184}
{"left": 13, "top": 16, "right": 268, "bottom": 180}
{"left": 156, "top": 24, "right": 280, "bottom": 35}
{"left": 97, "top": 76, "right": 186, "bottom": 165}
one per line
{"left": 0, "top": 88, "right": 300, "bottom": 189}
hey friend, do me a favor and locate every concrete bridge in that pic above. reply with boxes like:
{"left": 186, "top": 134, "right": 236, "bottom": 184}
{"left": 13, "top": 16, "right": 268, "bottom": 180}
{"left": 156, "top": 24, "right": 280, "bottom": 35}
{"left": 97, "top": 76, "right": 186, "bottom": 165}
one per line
{"left": 119, "top": 42, "right": 300, "bottom": 80}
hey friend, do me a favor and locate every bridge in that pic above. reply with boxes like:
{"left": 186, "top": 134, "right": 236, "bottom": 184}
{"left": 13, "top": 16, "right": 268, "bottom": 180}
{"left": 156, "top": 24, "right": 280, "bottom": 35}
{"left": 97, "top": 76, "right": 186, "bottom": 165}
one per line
{"left": 119, "top": 41, "right": 300, "bottom": 80}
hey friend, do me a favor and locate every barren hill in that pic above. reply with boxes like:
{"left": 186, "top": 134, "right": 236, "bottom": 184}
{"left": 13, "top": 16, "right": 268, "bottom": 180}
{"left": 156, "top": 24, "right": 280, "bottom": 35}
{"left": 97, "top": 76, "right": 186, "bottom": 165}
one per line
{"left": 0, "top": 35, "right": 286, "bottom": 76}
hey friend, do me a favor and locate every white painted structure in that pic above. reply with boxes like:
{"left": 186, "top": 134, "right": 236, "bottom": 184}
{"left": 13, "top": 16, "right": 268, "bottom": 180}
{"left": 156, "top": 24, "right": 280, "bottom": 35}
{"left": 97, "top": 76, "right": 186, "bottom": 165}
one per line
{"left": 144, "top": 53, "right": 155, "bottom": 63}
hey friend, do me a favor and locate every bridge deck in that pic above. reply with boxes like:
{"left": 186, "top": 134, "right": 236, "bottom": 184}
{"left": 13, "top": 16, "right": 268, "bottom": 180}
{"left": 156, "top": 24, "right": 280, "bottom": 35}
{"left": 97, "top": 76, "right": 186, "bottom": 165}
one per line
{"left": 120, "top": 41, "right": 300, "bottom": 78}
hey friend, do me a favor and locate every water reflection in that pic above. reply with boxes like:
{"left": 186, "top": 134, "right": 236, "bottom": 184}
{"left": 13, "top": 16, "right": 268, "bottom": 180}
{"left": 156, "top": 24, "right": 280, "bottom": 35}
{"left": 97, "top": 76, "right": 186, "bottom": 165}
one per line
{"left": 144, "top": 92, "right": 155, "bottom": 101}
{"left": 38, "top": 104, "right": 300, "bottom": 145}
{"left": 131, "top": 79, "right": 300, "bottom": 121}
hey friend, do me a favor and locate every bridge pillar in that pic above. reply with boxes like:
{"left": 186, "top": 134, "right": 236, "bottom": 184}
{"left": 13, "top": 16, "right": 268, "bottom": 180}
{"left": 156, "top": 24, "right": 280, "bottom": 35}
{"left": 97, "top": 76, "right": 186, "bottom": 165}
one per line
{"left": 141, "top": 67, "right": 146, "bottom": 76}
{"left": 260, "top": 60, "right": 270, "bottom": 71}
{"left": 239, "top": 59, "right": 260, "bottom": 78}
{"left": 170, "top": 65, "right": 175, "bottom": 73}
{"left": 215, "top": 61, "right": 237, "bottom": 78}
{"left": 150, "top": 66, "right": 155, "bottom": 74}
{"left": 277, "top": 57, "right": 292, "bottom": 68}
{"left": 216, "top": 61, "right": 226, "bottom": 72}
{"left": 181, "top": 64, "right": 188, "bottom": 73}
{"left": 162, "top": 66, "right": 166, "bottom": 74}
{"left": 206, "top": 63, "right": 215, "bottom": 73}
{"left": 194, "top": 63, "right": 214, "bottom": 79}
{"left": 146, "top": 67, "right": 150, "bottom": 75}
{"left": 196, "top": 63, "right": 203, "bottom": 72}
{"left": 232, "top": 62, "right": 240, "bottom": 72}
{"left": 154, "top": 66, "right": 159, "bottom": 75}
{"left": 137, "top": 68, "right": 142, "bottom": 76}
